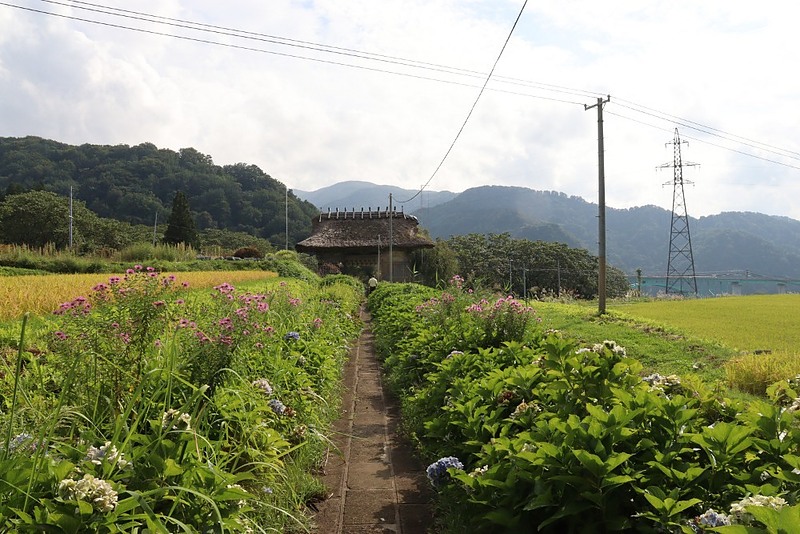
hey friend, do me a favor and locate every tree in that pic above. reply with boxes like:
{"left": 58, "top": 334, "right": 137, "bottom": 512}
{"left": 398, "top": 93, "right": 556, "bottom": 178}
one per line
{"left": 163, "top": 191, "right": 197, "bottom": 247}
{"left": 0, "top": 190, "right": 74, "bottom": 248}
{"left": 411, "top": 239, "right": 458, "bottom": 287}
{"left": 445, "top": 233, "right": 630, "bottom": 299}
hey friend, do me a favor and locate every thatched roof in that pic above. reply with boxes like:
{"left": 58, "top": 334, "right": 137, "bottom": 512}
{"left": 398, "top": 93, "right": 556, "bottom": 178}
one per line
{"left": 295, "top": 209, "right": 434, "bottom": 251}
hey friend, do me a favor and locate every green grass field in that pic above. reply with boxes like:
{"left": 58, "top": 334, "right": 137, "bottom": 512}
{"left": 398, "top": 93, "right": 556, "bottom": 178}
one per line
{"left": 530, "top": 294, "right": 800, "bottom": 395}
{"left": 610, "top": 294, "right": 800, "bottom": 353}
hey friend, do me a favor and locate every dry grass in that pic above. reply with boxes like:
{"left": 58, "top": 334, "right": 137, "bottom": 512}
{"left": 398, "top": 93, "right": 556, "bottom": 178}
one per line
{"left": 0, "top": 270, "right": 276, "bottom": 321}
{"left": 725, "top": 351, "right": 800, "bottom": 395}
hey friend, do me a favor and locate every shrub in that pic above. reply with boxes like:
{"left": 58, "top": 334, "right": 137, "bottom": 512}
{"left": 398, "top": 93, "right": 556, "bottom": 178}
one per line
{"left": 232, "top": 246, "right": 262, "bottom": 259}
{"left": 0, "top": 267, "right": 362, "bottom": 531}
{"left": 370, "top": 282, "right": 800, "bottom": 533}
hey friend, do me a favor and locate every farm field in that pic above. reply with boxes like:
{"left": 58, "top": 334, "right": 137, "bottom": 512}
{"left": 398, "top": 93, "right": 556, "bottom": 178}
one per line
{"left": 0, "top": 270, "right": 277, "bottom": 321}
{"left": 609, "top": 294, "right": 800, "bottom": 353}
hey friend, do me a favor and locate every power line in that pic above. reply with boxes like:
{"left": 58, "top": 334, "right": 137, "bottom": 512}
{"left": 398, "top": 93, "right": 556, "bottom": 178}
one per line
{"left": 0, "top": 1, "right": 586, "bottom": 106}
{"left": 605, "top": 109, "right": 800, "bottom": 172}
{"left": 398, "top": 0, "right": 531, "bottom": 204}
{"left": 613, "top": 98, "right": 800, "bottom": 162}
{"left": 51, "top": 0, "right": 604, "bottom": 101}
{"left": 3, "top": 1, "right": 799, "bottom": 177}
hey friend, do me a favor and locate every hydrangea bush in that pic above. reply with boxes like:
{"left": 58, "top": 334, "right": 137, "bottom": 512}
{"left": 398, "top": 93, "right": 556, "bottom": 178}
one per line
{"left": 368, "top": 282, "right": 800, "bottom": 533}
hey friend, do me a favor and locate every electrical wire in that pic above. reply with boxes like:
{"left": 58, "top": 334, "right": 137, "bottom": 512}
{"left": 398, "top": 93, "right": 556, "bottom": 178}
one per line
{"left": 50, "top": 0, "right": 604, "bottom": 101}
{"left": 613, "top": 98, "right": 800, "bottom": 162}
{"left": 605, "top": 109, "right": 800, "bottom": 172}
{"left": 2, "top": 0, "right": 799, "bottom": 182}
{"left": 398, "top": 0, "right": 532, "bottom": 204}
{"left": 0, "top": 1, "right": 588, "bottom": 106}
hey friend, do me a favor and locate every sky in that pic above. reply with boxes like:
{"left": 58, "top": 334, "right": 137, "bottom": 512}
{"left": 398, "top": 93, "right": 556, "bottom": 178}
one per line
{"left": 1, "top": 0, "right": 799, "bottom": 220}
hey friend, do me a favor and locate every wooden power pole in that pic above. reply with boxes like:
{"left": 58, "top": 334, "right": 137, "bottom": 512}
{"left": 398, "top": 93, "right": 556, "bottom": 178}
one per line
{"left": 584, "top": 95, "right": 610, "bottom": 314}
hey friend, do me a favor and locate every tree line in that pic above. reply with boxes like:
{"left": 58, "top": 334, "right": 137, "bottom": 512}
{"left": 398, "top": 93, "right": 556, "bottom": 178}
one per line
{"left": 412, "top": 233, "right": 631, "bottom": 299}
{"left": 0, "top": 189, "right": 274, "bottom": 255}
{"left": 0, "top": 136, "right": 630, "bottom": 298}
{"left": 0, "top": 136, "right": 318, "bottom": 248}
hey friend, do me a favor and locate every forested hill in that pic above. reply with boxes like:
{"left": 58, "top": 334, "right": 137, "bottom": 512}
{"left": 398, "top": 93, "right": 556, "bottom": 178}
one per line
{"left": 0, "top": 136, "right": 318, "bottom": 247}
{"left": 414, "top": 185, "right": 800, "bottom": 278}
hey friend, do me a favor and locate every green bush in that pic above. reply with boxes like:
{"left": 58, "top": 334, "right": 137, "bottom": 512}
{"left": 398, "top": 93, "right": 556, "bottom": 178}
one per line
{"left": 370, "top": 282, "right": 800, "bottom": 533}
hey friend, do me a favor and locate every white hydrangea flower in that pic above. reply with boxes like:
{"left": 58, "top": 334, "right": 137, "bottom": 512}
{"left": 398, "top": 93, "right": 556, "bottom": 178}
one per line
{"left": 58, "top": 474, "right": 118, "bottom": 513}
{"left": 729, "top": 495, "right": 787, "bottom": 524}
{"left": 468, "top": 465, "right": 489, "bottom": 477}
{"left": 162, "top": 408, "right": 192, "bottom": 430}
{"left": 511, "top": 400, "right": 541, "bottom": 419}
{"left": 85, "top": 441, "right": 131, "bottom": 470}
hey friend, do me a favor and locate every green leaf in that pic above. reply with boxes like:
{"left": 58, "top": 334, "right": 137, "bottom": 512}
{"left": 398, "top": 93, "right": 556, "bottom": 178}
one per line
{"left": 601, "top": 474, "right": 635, "bottom": 489}
{"left": 76, "top": 499, "right": 94, "bottom": 516}
{"left": 668, "top": 498, "right": 702, "bottom": 515}
{"left": 604, "top": 452, "right": 633, "bottom": 473}
{"left": 573, "top": 449, "right": 605, "bottom": 478}
{"left": 746, "top": 504, "right": 800, "bottom": 533}
{"left": 163, "top": 458, "right": 183, "bottom": 477}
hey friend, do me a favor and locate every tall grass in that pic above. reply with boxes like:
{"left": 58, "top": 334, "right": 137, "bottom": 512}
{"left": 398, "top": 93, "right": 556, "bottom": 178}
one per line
{"left": 116, "top": 242, "right": 197, "bottom": 262}
{"left": 0, "top": 266, "right": 361, "bottom": 531}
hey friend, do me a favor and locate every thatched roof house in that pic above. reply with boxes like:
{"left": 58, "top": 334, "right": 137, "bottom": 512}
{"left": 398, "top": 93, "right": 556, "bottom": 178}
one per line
{"left": 295, "top": 207, "right": 434, "bottom": 282}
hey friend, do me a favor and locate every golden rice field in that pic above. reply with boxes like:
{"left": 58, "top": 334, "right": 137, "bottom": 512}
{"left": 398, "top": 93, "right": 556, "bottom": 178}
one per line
{"left": 0, "top": 270, "right": 277, "bottom": 322}
{"left": 611, "top": 294, "right": 800, "bottom": 353}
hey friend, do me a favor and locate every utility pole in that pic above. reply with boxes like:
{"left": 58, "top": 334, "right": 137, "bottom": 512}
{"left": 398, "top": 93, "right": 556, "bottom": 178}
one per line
{"left": 509, "top": 258, "right": 513, "bottom": 294}
{"left": 557, "top": 258, "right": 562, "bottom": 297}
{"left": 660, "top": 128, "right": 698, "bottom": 296}
{"left": 152, "top": 211, "right": 158, "bottom": 246}
{"left": 584, "top": 95, "right": 610, "bottom": 314}
{"left": 68, "top": 186, "right": 73, "bottom": 250}
{"left": 522, "top": 266, "right": 527, "bottom": 301}
{"left": 388, "top": 193, "right": 393, "bottom": 282}
{"left": 377, "top": 235, "right": 381, "bottom": 278}
{"left": 285, "top": 185, "right": 289, "bottom": 250}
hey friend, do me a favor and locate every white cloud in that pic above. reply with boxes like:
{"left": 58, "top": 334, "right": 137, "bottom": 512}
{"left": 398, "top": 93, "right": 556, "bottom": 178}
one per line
{"left": 1, "top": 0, "right": 799, "bottom": 220}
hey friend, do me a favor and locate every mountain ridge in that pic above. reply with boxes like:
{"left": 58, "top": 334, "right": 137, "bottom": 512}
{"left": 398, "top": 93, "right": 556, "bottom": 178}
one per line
{"left": 296, "top": 183, "right": 800, "bottom": 279}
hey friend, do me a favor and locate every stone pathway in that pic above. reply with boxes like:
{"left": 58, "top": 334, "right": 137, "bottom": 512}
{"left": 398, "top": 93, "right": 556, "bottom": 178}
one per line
{"left": 313, "top": 308, "right": 434, "bottom": 533}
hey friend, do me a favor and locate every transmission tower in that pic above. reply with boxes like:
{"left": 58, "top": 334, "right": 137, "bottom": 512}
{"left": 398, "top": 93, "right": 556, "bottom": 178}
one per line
{"left": 659, "top": 128, "right": 698, "bottom": 296}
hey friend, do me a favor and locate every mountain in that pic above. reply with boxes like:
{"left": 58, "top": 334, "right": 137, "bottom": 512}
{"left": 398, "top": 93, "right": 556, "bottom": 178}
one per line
{"left": 416, "top": 185, "right": 800, "bottom": 278}
{"left": 295, "top": 181, "right": 457, "bottom": 212}
{"left": 299, "top": 183, "right": 800, "bottom": 279}
{"left": 0, "top": 136, "right": 318, "bottom": 248}
{"left": 5, "top": 137, "right": 799, "bottom": 281}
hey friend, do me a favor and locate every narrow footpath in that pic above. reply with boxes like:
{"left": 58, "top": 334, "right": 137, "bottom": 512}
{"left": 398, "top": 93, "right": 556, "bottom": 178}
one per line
{"left": 313, "top": 307, "right": 434, "bottom": 534}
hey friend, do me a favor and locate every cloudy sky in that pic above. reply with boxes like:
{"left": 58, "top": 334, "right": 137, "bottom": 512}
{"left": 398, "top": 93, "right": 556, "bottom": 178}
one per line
{"left": 1, "top": 0, "right": 799, "bottom": 220}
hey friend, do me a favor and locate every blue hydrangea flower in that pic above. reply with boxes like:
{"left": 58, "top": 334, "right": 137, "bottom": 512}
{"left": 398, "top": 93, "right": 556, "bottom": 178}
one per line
{"left": 696, "top": 509, "right": 731, "bottom": 527}
{"left": 252, "top": 379, "right": 273, "bottom": 395}
{"left": 8, "top": 433, "right": 35, "bottom": 453}
{"left": 269, "top": 398, "right": 286, "bottom": 415}
{"left": 426, "top": 456, "right": 463, "bottom": 488}
{"left": 284, "top": 331, "right": 300, "bottom": 341}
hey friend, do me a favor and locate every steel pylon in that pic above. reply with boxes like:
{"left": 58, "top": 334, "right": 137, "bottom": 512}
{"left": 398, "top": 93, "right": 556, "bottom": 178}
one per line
{"left": 660, "top": 128, "right": 698, "bottom": 296}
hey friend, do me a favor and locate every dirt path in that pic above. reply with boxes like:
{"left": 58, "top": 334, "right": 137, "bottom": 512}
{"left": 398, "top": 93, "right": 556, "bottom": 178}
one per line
{"left": 313, "top": 307, "right": 434, "bottom": 533}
